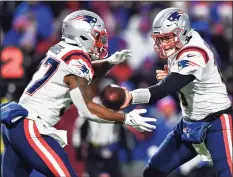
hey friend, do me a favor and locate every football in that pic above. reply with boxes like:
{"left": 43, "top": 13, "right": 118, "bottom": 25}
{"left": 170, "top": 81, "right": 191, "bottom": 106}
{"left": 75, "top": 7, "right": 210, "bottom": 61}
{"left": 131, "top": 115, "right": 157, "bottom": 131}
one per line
{"left": 100, "top": 84, "right": 126, "bottom": 111}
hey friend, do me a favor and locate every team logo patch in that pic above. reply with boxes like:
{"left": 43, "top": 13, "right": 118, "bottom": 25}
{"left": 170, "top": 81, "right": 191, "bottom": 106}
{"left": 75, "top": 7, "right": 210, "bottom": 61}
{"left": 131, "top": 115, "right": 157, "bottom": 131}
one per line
{"left": 74, "top": 61, "right": 92, "bottom": 81}
{"left": 167, "top": 11, "right": 183, "bottom": 25}
{"left": 183, "top": 127, "right": 191, "bottom": 138}
{"left": 80, "top": 64, "right": 89, "bottom": 74}
{"left": 74, "top": 61, "right": 90, "bottom": 74}
{"left": 178, "top": 60, "right": 200, "bottom": 70}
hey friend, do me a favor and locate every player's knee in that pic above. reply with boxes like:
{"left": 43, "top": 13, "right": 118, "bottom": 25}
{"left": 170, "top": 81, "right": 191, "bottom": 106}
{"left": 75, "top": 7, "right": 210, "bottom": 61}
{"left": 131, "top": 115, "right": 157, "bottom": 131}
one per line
{"left": 143, "top": 164, "right": 169, "bottom": 177}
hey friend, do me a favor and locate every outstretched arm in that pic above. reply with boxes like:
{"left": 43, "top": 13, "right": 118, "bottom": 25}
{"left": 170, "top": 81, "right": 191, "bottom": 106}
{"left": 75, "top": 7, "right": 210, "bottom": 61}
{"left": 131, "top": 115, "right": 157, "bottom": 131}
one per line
{"left": 122, "top": 72, "right": 195, "bottom": 107}
{"left": 65, "top": 74, "right": 125, "bottom": 122}
{"left": 64, "top": 74, "right": 157, "bottom": 132}
{"left": 122, "top": 48, "right": 208, "bottom": 107}
{"left": 147, "top": 73, "right": 195, "bottom": 102}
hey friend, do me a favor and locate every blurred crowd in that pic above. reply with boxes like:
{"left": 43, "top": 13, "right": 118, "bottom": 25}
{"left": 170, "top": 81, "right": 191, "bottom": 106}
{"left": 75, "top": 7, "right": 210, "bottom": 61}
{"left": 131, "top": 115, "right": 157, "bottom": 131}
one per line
{"left": 0, "top": 1, "right": 232, "bottom": 177}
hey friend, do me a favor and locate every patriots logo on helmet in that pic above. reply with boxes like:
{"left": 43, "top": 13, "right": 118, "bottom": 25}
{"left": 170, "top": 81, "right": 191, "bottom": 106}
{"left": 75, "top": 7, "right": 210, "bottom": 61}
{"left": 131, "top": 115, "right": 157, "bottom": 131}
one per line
{"left": 71, "top": 15, "right": 97, "bottom": 27}
{"left": 178, "top": 60, "right": 200, "bottom": 71}
{"left": 167, "top": 11, "right": 183, "bottom": 25}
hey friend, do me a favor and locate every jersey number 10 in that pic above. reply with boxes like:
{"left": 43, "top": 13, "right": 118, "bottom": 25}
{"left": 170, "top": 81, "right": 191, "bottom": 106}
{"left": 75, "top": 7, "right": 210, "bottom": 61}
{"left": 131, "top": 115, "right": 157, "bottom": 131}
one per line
{"left": 26, "top": 57, "right": 60, "bottom": 95}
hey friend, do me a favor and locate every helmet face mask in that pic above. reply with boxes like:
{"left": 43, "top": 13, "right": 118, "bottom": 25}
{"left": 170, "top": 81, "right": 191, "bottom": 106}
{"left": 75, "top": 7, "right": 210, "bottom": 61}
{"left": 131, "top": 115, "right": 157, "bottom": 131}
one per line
{"left": 151, "top": 27, "right": 183, "bottom": 58}
{"left": 62, "top": 10, "right": 109, "bottom": 60}
{"left": 90, "top": 29, "right": 108, "bottom": 60}
{"left": 151, "top": 8, "right": 191, "bottom": 59}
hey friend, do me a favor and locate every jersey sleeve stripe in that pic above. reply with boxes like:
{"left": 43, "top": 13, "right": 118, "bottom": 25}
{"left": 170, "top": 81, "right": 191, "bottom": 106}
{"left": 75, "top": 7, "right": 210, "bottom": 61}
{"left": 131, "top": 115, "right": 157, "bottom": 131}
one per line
{"left": 61, "top": 50, "right": 91, "bottom": 64}
{"left": 177, "top": 46, "right": 209, "bottom": 63}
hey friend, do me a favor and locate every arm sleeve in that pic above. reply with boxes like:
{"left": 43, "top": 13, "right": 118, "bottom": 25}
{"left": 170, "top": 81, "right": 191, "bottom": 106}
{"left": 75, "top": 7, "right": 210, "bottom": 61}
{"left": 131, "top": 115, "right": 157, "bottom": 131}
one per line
{"left": 170, "top": 46, "right": 209, "bottom": 80}
{"left": 70, "top": 88, "right": 115, "bottom": 124}
{"left": 148, "top": 73, "right": 195, "bottom": 103}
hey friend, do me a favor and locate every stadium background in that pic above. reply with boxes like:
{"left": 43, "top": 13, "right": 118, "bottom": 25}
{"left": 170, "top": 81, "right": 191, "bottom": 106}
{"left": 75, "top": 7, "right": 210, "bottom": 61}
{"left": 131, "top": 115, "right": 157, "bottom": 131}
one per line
{"left": 0, "top": 1, "right": 232, "bottom": 177}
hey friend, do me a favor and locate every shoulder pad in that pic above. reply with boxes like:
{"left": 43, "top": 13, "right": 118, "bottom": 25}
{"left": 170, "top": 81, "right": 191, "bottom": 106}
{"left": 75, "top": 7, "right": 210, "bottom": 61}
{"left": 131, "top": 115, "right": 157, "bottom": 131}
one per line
{"left": 176, "top": 46, "right": 209, "bottom": 64}
{"left": 62, "top": 49, "right": 92, "bottom": 65}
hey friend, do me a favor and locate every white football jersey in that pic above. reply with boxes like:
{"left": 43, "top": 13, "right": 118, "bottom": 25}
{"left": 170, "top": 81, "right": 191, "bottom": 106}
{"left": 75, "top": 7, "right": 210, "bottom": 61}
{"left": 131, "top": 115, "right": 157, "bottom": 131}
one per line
{"left": 19, "top": 41, "right": 94, "bottom": 126}
{"left": 168, "top": 31, "right": 231, "bottom": 120}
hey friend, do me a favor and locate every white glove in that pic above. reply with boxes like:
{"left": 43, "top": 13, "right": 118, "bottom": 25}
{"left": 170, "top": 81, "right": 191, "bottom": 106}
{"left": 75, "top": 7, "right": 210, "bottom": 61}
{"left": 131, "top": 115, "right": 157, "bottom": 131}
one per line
{"left": 107, "top": 49, "right": 132, "bottom": 65}
{"left": 124, "top": 109, "right": 157, "bottom": 132}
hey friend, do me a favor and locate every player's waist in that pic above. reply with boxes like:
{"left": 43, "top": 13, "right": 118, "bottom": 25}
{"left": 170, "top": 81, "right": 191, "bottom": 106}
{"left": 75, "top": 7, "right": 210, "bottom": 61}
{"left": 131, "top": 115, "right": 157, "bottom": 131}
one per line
{"left": 202, "top": 106, "right": 232, "bottom": 121}
{"left": 24, "top": 116, "right": 68, "bottom": 147}
{"left": 184, "top": 106, "right": 232, "bottom": 122}
{"left": 32, "top": 115, "right": 58, "bottom": 127}
{"left": 19, "top": 103, "right": 60, "bottom": 126}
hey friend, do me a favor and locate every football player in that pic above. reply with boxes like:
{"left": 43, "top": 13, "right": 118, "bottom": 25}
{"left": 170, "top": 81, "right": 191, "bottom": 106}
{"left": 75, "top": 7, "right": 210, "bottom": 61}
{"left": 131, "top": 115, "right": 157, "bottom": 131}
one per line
{"left": 1, "top": 10, "right": 157, "bottom": 177}
{"left": 122, "top": 8, "right": 232, "bottom": 177}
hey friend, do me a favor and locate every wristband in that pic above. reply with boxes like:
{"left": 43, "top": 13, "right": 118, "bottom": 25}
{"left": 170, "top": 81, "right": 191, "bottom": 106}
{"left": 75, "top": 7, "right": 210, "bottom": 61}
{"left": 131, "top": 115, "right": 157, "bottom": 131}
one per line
{"left": 130, "top": 88, "right": 151, "bottom": 104}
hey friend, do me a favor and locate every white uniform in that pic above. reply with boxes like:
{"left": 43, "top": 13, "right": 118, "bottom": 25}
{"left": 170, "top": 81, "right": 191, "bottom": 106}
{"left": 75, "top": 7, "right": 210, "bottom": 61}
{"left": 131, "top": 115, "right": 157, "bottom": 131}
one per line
{"left": 168, "top": 31, "right": 231, "bottom": 120}
{"left": 19, "top": 41, "right": 94, "bottom": 126}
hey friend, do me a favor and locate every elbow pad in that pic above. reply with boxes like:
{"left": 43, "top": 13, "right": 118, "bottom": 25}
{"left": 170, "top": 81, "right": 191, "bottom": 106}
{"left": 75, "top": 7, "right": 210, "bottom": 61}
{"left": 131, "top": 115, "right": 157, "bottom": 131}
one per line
{"left": 69, "top": 88, "right": 114, "bottom": 123}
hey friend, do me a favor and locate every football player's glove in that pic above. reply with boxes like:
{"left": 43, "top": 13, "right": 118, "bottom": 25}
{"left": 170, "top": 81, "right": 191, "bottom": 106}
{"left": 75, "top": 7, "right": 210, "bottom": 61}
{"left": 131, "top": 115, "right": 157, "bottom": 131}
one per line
{"left": 124, "top": 109, "right": 157, "bottom": 132}
{"left": 107, "top": 49, "right": 132, "bottom": 65}
{"left": 0, "top": 102, "right": 28, "bottom": 127}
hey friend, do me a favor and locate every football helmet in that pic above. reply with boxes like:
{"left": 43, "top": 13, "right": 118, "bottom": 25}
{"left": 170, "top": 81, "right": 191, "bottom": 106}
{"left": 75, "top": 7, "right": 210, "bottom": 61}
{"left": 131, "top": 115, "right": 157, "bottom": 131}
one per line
{"left": 151, "top": 8, "right": 192, "bottom": 58}
{"left": 62, "top": 10, "right": 108, "bottom": 60}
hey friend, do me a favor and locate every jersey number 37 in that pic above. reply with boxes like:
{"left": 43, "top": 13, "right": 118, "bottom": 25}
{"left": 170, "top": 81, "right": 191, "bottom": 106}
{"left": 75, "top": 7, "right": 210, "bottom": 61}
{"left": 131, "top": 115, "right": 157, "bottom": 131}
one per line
{"left": 26, "top": 57, "right": 60, "bottom": 95}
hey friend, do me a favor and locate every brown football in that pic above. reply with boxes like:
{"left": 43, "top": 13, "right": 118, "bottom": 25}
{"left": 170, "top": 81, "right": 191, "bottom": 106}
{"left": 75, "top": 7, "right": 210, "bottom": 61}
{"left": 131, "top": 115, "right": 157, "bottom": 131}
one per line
{"left": 100, "top": 85, "right": 126, "bottom": 111}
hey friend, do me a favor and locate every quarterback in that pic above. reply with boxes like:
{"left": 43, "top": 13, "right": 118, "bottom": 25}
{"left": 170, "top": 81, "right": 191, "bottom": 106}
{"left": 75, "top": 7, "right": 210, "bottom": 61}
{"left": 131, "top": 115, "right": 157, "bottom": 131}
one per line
{"left": 123, "top": 8, "right": 232, "bottom": 177}
{"left": 0, "top": 10, "right": 156, "bottom": 177}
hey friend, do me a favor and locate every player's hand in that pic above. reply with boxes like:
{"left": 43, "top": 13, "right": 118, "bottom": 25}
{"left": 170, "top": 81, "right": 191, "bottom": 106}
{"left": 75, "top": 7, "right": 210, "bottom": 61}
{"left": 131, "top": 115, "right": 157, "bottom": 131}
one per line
{"left": 124, "top": 109, "right": 157, "bottom": 132}
{"left": 107, "top": 49, "right": 132, "bottom": 65}
{"left": 120, "top": 87, "right": 132, "bottom": 110}
{"left": 156, "top": 65, "right": 168, "bottom": 81}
